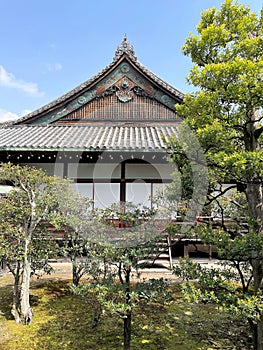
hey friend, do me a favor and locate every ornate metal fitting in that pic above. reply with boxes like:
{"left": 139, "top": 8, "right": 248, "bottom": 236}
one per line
{"left": 114, "top": 35, "right": 137, "bottom": 61}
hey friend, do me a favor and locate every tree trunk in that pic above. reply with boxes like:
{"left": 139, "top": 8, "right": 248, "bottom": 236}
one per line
{"left": 246, "top": 181, "right": 263, "bottom": 350}
{"left": 11, "top": 262, "right": 21, "bottom": 323}
{"left": 251, "top": 259, "right": 263, "bottom": 350}
{"left": 256, "top": 317, "right": 263, "bottom": 350}
{"left": 72, "top": 261, "right": 79, "bottom": 286}
{"left": 250, "top": 317, "right": 263, "bottom": 350}
{"left": 71, "top": 256, "right": 85, "bottom": 286}
{"left": 123, "top": 265, "right": 132, "bottom": 350}
{"left": 92, "top": 304, "right": 102, "bottom": 328}
{"left": 72, "top": 264, "right": 83, "bottom": 286}
{"left": 123, "top": 311, "right": 132, "bottom": 350}
{"left": 246, "top": 184, "right": 263, "bottom": 228}
{"left": 20, "top": 238, "right": 32, "bottom": 324}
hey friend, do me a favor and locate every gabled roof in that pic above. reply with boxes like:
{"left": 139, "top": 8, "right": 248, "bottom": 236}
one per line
{"left": 13, "top": 36, "right": 184, "bottom": 126}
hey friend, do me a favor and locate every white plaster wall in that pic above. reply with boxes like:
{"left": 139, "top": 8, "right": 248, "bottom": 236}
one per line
{"left": 68, "top": 163, "right": 121, "bottom": 179}
{"left": 126, "top": 163, "right": 174, "bottom": 179}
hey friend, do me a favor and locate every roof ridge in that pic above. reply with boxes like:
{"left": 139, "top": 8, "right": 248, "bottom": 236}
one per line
{"left": 114, "top": 35, "right": 137, "bottom": 61}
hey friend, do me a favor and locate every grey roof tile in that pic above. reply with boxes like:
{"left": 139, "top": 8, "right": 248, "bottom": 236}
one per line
{"left": 0, "top": 125, "right": 178, "bottom": 152}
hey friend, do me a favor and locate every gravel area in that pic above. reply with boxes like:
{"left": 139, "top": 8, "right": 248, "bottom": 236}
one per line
{"left": 0, "top": 257, "right": 220, "bottom": 284}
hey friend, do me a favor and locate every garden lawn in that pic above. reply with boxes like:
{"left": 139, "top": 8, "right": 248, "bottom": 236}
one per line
{"left": 0, "top": 276, "right": 251, "bottom": 350}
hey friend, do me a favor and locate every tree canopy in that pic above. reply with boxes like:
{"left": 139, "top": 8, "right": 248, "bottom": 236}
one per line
{"left": 168, "top": 1, "right": 263, "bottom": 349}
{"left": 0, "top": 163, "right": 66, "bottom": 323}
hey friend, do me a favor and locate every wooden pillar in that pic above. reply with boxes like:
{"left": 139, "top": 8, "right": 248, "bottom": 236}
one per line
{"left": 63, "top": 158, "right": 68, "bottom": 179}
{"left": 183, "top": 241, "right": 189, "bottom": 258}
{"left": 120, "top": 162, "right": 126, "bottom": 203}
{"left": 167, "top": 235, "right": 173, "bottom": 269}
{"left": 209, "top": 244, "right": 212, "bottom": 260}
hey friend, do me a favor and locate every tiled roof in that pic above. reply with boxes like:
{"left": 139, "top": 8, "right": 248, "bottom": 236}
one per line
{"left": 0, "top": 125, "right": 178, "bottom": 152}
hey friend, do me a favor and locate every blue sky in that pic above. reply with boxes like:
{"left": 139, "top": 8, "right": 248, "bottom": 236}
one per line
{"left": 0, "top": 0, "right": 262, "bottom": 122}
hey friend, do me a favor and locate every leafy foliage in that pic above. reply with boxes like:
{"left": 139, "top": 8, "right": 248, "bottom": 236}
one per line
{"left": 0, "top": 163, "right": 67, "bottom": 322}
{"left": 174, "top": 258, "right": 263, "bottom": 322}
{"left": 70, "top": 202, "right": 172, "bottom": 350}
{"left": 167, "top": 1, "right": 263, "bottom": 348}
{"left": 50, "top": 188, "right": 96, "bottom": 286}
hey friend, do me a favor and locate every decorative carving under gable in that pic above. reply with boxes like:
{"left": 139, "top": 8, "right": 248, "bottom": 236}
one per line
{"left": 98, "top": 85, "right": 119, "bottom": 99}
{"left": 131, "top": 86, "right": 150, "bottom": 98}
{"left": 115, "top": 77, "right": 133, "bottom": 103}
{"left": 116, "top": 89, "right": 134, "bottom": 103}
{"left": 95, "top": 76, "right": 154, "bottom": 103}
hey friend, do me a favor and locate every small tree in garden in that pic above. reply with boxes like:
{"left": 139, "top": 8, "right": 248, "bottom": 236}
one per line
{"left": 74, "top": 246, "right": 172, "bottom": 350}
{"left": 167, "top": 1, "right": 263, "bottom": 348}
{"left": 0, "top": 163, "right": 65, "bottom": 324}
{"left": 51, "top": 188, "right": 96, "bottom": 286}
{"left": 174, "top": 190, "right": 263, "bottom": 348}
{"left": 72, "top": 202, "right": 172, "bottom": 350}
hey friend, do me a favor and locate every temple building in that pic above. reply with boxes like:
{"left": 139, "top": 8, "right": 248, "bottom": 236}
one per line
{"left": 0, "top": 36, "right": 183, "bottom": 210}
{"left": 0, "top": 37, "right": 218, "bottom": 262}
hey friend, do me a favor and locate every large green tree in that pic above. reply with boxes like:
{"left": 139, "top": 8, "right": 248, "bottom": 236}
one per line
{"left": 168, "top": 1, "right": 263, "bottom": 349}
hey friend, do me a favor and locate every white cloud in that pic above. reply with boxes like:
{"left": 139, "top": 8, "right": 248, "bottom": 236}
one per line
{"left": 0, "top": 65, "right": 44, "bottom": 97}
{"left": 0, "top": 108, "right": 32, "bottom": 123}
{"left": 21, "top": 109, "right": 32, "bottom": 117}
{"left": 0, "top": 109, "right": 19, "bottom": 122}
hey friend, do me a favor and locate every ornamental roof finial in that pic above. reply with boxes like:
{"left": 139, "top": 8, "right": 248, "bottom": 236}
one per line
{"left": 114, "top": 35, "right": 137, "bottom": 61}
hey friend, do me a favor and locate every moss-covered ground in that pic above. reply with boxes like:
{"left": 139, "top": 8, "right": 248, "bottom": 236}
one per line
{"left": 0, "top": 273, "right": 251, "bottom": 350}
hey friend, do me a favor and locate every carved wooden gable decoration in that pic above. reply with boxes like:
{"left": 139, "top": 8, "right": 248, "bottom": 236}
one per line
{"left": 14, "top": 36, "right": 183, "bottom": 126}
